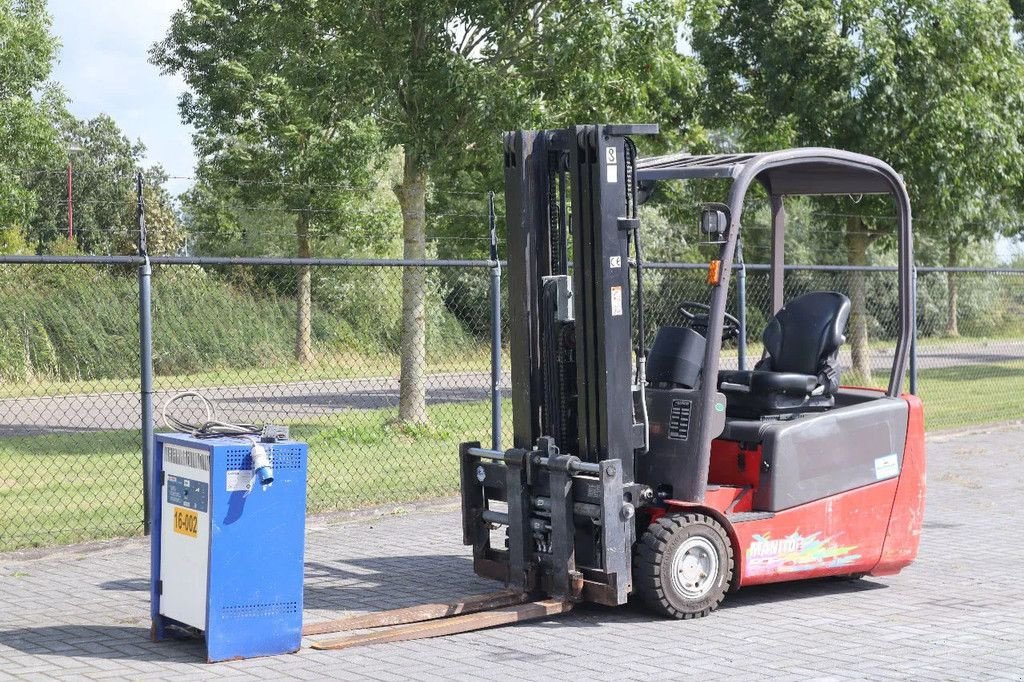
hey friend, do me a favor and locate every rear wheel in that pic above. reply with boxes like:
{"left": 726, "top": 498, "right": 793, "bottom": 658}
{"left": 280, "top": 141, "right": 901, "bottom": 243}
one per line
{"left": 634, "top": 513, "right": 734, "bottom": 619}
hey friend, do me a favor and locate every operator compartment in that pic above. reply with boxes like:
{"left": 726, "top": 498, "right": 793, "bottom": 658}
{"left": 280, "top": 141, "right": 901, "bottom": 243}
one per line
{"left": 642, "top": 286, "right": 911, "bottom": 513}
{"left": 707, "top": 288, "right": 910, "bottom": 511}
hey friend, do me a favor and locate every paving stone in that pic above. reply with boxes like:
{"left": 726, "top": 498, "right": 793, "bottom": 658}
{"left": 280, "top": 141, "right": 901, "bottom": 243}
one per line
{"left": 2, "top": 424, "right": 1023, "bottom": 679}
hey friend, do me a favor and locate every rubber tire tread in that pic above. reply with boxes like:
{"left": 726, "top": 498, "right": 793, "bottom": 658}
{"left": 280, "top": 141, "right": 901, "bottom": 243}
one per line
{"left": 633, "top": 513, "right": 734, "bottom": 619}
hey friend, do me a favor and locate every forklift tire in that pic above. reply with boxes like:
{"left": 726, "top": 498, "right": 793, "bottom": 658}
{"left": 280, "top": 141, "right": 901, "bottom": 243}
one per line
{"left": 634, "top": 513, "right": 734, "bottom": 619}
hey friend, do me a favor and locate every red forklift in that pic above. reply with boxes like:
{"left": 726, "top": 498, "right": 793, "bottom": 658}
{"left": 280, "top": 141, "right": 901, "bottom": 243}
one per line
{"left": 459, "top": 123, "right": 925, "bottom": 617}
{"left": 307, "top": 124, "right": 925, "bottom": 649}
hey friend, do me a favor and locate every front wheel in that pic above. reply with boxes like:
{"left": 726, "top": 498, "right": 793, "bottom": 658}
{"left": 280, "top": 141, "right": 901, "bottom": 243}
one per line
{"left": 634, "top": 513, "right": 734, "bottom": 619}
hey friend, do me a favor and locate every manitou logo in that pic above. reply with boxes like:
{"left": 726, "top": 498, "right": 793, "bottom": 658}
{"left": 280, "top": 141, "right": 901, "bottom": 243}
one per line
{"left": 746, "top": 530, "right": 861, "bottom": 577}
{"left": 748, "top": 532, "right": 810, "bottom": 558}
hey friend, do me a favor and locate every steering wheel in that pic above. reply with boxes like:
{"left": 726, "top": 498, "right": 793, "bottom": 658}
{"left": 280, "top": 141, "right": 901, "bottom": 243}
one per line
{"left": 678, "top": 301, "right": 741, "bottom": 340}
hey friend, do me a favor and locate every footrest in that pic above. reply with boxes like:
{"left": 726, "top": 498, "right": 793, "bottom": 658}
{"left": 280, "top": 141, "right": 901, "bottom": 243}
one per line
{"left": 727, "top": 511, "right": 775, "bottom": 523}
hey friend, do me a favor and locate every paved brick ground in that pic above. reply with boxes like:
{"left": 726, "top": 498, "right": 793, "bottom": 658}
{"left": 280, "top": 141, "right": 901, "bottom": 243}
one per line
{"left": 1, "top": 423, "right": 1023, "bottom": 680}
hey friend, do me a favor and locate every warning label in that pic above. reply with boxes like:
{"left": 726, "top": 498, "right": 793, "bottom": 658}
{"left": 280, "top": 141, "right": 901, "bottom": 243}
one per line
{"left": 874, "top": 454, "right": 899, "bottom": 480}
{"left": 610, "top": 286, "right": 623, "bottom": 316}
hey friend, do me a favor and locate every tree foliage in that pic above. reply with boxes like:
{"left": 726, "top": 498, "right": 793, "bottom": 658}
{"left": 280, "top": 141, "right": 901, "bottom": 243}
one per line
{"left": 694, "top": 0, "right": 1024, "bottom": 234}
{"left": 25, "top": 114, "right": 181, "bottom": 255}
{"left": 0, "top": 0, "right": 63, "bottom": 237}
{"left": 156, "top": 0, "right": 700, "bottom": 420}
{"left": 692, "top": 0, "right": 1024, "bottom": 361}
{"left": 0, "top": 2, "right": 181, "bottom": 257}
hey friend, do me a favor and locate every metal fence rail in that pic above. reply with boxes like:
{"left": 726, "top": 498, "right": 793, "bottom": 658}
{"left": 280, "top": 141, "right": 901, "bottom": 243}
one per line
{"left": 0, "top": 254, "right": 1022, "bottom": 551}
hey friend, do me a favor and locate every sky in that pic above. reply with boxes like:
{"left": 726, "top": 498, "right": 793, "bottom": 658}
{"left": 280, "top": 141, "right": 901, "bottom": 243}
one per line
{"left": 49, "top": 0, "right": 195, "bottom": 195}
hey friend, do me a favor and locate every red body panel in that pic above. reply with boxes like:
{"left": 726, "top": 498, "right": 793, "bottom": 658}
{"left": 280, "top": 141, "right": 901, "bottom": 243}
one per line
{"left": 661, "top": 394, "right": 926, "bottom": 587}
{"left": 874, "top": 394, "right": 927, "bottom": 575}
{"left": 708, "top": 439, "right": 762, "bottom": 489}
{"left": 732, "top": 479, "right": 899, "bottom": 585}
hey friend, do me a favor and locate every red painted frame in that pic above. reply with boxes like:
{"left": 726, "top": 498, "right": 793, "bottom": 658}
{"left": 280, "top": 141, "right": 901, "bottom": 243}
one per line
{"left": 658, "top": 395, "right": 926, "bottom": 588}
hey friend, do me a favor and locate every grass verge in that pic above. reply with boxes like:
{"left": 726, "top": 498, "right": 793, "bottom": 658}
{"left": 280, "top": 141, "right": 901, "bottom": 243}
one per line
{"left": 0, "top": 349, "right": 496, "bottom": 399}
{"left": 0, "top": 401, "right": 503, "bottom": 552}
{"left": 1, "top": 361, "right": 1022, "bottom": 552}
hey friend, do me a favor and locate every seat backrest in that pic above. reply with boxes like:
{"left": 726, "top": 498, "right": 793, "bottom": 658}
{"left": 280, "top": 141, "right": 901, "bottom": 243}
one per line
{"left": 760, "top": 291, "right": 851, "bottom": 376}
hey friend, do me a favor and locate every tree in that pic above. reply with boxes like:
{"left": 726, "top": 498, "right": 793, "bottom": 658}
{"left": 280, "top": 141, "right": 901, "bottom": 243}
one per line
{"left": 0, "top": 3, "right": 178, "bottom": 256}
{"left": 693, "top": 0, "right": 1024, "bottom": 378}
{"left": 155, "top": 0, "right": 697, "bottom": 423}
{"left": 0, "top": 0, "right": 63, "bottom": 235}
{"left": 27, "top": 114, "right": 181, "bottom": 256}
{"left": 152, "top": 6, "right": 384, "bottom": 366}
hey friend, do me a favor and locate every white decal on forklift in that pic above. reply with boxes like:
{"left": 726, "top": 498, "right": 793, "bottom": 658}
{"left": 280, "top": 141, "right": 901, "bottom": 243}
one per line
{"left": 610, "top": 286, "right": 623, "bottom": 316}
{"left": 874, "top": 454, "right": 899, "bottom": 480}
{"left": 606, "top": 147, "right": 618, "bottom": 183}
{"left": 609, "top": 256, "right": 621, "bottom": 269}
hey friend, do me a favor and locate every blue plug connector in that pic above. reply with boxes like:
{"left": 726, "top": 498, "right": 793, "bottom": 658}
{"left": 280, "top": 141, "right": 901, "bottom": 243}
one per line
{"left": 250, "top": 442, "right": 274, "bottom": 487}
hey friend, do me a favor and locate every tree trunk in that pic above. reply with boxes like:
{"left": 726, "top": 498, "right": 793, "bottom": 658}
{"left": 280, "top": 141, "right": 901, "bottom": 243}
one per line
{"left": 395, "top": 148, "right": 429, "bottom": 425}
{"left": 845, "top": 217, "right": 872, "bottom": 384}
{"left": 295, "top": 211, "right": 314, "bottom": 364}
{"left": 945, "top": 240, "right": 960, "bottom": 337}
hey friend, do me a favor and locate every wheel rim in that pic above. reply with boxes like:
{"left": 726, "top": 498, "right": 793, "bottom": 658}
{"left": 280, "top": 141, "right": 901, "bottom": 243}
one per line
{"left": 670, "top": 536, "right": 719, "bottom": 600}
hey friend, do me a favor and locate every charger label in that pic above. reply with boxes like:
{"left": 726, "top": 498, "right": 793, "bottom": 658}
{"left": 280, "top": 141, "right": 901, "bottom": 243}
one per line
{"left": 226, "top": 469, "right": 255, "bottom": 492}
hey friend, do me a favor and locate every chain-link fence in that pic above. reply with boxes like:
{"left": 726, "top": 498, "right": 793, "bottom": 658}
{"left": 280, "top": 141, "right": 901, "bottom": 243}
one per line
{"left": 646, "top": 263, "right": 1024, "bottom": 429}
{"left": 1, "top": 255, "right": 1022, "bottom": 551}
{"left": 0, "top": 256, "right": 507, "bottom": 550}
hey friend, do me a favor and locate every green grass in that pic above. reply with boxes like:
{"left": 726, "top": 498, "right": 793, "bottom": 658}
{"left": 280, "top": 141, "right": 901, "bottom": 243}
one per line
{"left": 0, "top": 430, "right": 142, "bottom": 551}
{"left": 917, "top": 361, "right": 1024, "bottom": 431}
{"left": 3, "top": 332, "right": 1016, "bottom": 399}
{"left": 2, "top": 361, "right": 1023, "bottom": 552}
{"left": 0, "top": 400, "right": 504, "bottom": 552}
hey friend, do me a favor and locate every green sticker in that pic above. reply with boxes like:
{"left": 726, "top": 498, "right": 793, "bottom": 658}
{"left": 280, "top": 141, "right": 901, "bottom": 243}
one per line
{"left": 715, "top": 402, "right": 725, "bottom": 412}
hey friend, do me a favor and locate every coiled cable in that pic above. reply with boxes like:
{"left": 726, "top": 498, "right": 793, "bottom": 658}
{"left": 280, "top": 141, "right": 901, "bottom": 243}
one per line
{"left": 161, "top": 391, "right": 262, "bottom": 438}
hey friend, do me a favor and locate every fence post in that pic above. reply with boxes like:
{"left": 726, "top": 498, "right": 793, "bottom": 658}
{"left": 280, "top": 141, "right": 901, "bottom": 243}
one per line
{"left": 909, "top": 265, "right": 918, "bottom": 395}
{"left": 736, "top": 239, "right": 748, "bottom": 371}
{"left": 136, "top": 171, "right": 155, "bottom": 535}
{"left": 488, "top": 191, "right": 502, "bottom": 451}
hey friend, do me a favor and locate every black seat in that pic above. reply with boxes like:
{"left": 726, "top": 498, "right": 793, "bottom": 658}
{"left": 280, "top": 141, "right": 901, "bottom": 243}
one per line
{"left": 719, "top": 291, "right": 851, "bottom": 418}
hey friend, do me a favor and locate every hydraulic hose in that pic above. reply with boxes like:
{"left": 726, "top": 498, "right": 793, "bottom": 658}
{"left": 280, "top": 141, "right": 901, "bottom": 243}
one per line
{"left": 625, "top": 137, "right": 650, "bottom": 453}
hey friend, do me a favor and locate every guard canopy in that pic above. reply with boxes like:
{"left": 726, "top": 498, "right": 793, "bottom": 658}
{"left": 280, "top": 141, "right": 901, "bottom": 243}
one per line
{"left": 637, "top": 147, "right": 902, "bottom": 196}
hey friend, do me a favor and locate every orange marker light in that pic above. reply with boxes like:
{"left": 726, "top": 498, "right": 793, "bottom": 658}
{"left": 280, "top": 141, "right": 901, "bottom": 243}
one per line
{"left": 707, "top": 259, "right": 722, "bottom": 286}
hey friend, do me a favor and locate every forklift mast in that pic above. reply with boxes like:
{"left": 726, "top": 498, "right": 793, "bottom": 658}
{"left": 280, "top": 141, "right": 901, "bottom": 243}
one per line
{"left": 505, "top": 124, "right": 656, "bottom": 472}
{"left": 459, "top": 124, "right": 657, "bottom": 606}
